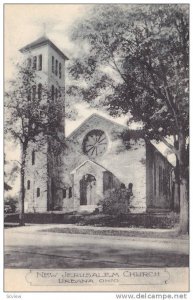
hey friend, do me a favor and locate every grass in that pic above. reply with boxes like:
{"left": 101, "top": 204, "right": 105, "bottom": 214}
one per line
{"left": 4, "top": 211, "right": 179, "bottom": 229}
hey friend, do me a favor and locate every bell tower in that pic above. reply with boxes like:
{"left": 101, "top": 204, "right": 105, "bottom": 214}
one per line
{"left": 20, "top": 36, "right": 68, "bottom": 212}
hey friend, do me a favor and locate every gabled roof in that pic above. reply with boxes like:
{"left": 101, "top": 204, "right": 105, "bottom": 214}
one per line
{"left": 150, "top": 141, "right": 176, "bottom": 167}
{"left": 19, "top": 35, "right": 69, "bottom": 61}
{"left": 67, "top": 113, "right": 176, "bottom": 167}
{"left": 70, "top": 159, "right": 111, "bottom": 174}
{"left": 67, "top": 113, "right": 127, "bottom": 140}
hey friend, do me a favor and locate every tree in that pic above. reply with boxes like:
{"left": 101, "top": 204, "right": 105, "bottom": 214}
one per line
{"left": 5, "top": 62, "right": 65, "bottom": 225}
{"left": 68, "top": 4, "right": 189, "bottom": 234}
{"left": 4, "top": 154, "right": 19, "bottom": 192}
{"left": 4, "top": 182, "right": 12, "bottom": 191}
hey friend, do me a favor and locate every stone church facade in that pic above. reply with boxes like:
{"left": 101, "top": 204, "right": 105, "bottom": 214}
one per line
{"left": 61, "top": 113, "right": 146, "bottom": 213}
{"left": 21, "top": 36, "right": 175, "bottom": 214}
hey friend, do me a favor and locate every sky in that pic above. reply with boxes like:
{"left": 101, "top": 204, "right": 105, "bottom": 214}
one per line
{"left": 4, "top": 5, "right": 85, "bottom": 79}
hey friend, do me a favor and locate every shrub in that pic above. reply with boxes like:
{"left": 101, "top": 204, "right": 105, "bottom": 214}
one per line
{"left": 98, "top": 187, "right": 129, "bottom": 215}
{"left": 4, "top": 196, "right": 18, "bottom": 213}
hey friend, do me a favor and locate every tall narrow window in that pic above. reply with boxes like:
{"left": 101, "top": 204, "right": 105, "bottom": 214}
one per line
{"left": 163, "top": 169, "right": 166, "bottom": 195}
{"left": 63, "top": 189, "right": 66, "bottom": 199}
{"left": 51, "top": 85, "right": 55, "bottom": 101}
{"left": 27, "top": 88, "right": 31, "bottom": 101}
{"left": 52, "top": 56, "right": 54, "bottom": 73}
{"left": 37, "top": 188, "right": 40, "bottom": 197}
{"left": 27, "top": 180, "right": 30, "bottom": 190}
{"left": 55, "top": 60, "right": 58, "bottom": 76}
{"left": 38, "top": 83, "right": 42, "bottom": 100}
{"left": 33, "top": 56, "right": 37, "bottom": 70}
{"left": 38, "top": 54, "right": 42, "bottom": 70}
{"left": 69, "top": 187, "right": 72, "bottom": 198}
{"left": 55, "top": 88, "right": 58, "bottom": 100}
{"left": 32, "top": 85, "right": 36, "bottom": 100}
{"left": 162, "top": 167, "right": 164, "bottom": 194}
{"left": 159, "top": 166, "right": 163, "bottom": 194}
{"left": 168, "top": 172, "right": 170, "bottom": 197}
{"left": 59, "top": 63, "right": 62, "bottom": 79}
{"left": 153, "top": 161, "right": 156, "bottom": 196}
{"left": 32, "top": 150, "right": 35, "bottom": 165}
{"left": 27, "top": 57, "right": 32, "bottom": 68}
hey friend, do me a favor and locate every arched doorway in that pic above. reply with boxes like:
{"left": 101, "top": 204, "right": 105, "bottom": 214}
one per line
{"left": 80, "top": 174, "right": 96, "bottom": 205}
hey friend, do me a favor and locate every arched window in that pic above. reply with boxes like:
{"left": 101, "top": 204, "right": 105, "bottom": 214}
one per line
{"left": 37, "top": 187, "right": 40, "bottom": 197}
{"left": 38, "top": 83, "right": 42, "bottom": 100}
{"left": 32, "top": 150, "right": 35, "bottom": 165}
{"left": 51, "top": 85, "right": 55, "bottom": 101}
{"left": 27, "top": 180, "right": 30, "bottom": 190}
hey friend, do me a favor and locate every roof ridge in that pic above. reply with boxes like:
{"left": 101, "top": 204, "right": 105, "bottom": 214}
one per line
{"left": 67, "top": 113, "right": 127, "bottom": 139}
{"left": 19, "top": 35, "right": 69, "bottom": 60}
{"left": 149, "top": 141, "right": 176, "bottom": 167}
{"left": 70, "top": 159, "right": 110, "bottom": 174}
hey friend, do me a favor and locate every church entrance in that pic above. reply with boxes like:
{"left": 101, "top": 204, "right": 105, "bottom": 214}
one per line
{"left": 80, "top": 174, "right": 96, "bottom": 205}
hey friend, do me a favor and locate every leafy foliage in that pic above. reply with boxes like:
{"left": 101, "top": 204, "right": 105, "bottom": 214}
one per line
{"left": 99, "top": 187, "right": 129, "bottom": 215}
{"left": 5, "top": 62, "right": 66, "bottom": 154}
{"left": 4, "top": 195, "right": 19, "bottom": 213}
{"left": 4, "top": 62, "right": 66, "bottom": 223}
{"left": 68, "top": 4, "right": 189, "bottom": 144}
{"left": 68, "top": 4, "right": 189, "bottom": 233}
{"left": 4, "top": 155, "right": 19, "bottom": 192}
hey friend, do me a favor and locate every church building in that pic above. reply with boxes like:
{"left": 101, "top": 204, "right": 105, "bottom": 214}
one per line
{"left": 20, "top": 36, "right": 176, "bottom": 215}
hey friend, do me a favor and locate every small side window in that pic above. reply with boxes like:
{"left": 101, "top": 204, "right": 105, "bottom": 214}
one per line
{"left": 37, "top": 188, "right": 40, "bottom": 197}
{"left": 69, "top": 187, "right": 72, "bottom": 198}
{"left": 63, "top": 189, "right": 66, "bottom": 199}
{"left": 27, "top": 88, "right": 31, "bottom": 101}
{"left": 27, "top": 180, "right": 30, "bottom": 190}
{"left": 27, "top": 58, "right": 32, "bottom": 68}
{"left": 55, "top": 60, "right": 58, "bottom": 76}
{"left": 38, "top": 83, "right": 42, "bottom": 100}
{"left": 33, "top": 56, "right": 37, "bottom": 70}
{"left": 51, "top": 85, "right": 55, "bottom": 101}
{"left": 52, "top": 56, "right": 54, "bottom": 73}
{"left": 32, "top": 85, "right": 36, "bottom": 100}
{"left": 38, "top": 54, "right": 42, "bottom": 71}
{"left": 32, "top": 150, "right": 35, "bottom": 165}
{"left": 55, "top": 88, "right": 58, "bottom": 100}
{"left": 59, "top": 63, "right": 62, "bottom": 79}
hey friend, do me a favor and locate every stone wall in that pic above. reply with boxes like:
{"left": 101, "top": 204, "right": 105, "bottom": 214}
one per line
{"left": 146, "top": 142, "right": 173, "bottom": 211}
{"left": 24, "top": 139, "right": 48, "bottom": 212}
{"left": 70, "top": 160, "right": 121, "bottom": 212}
{"left": 72, "top": 161, "right": 105, "bottom": 211}
{"left": 23, "top": 43, "right": 66, "bottom": 213}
